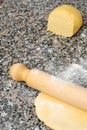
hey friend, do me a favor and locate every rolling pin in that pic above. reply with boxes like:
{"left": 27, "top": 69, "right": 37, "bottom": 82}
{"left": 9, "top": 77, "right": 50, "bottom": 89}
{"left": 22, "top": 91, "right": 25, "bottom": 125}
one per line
{"left": 10, "top": 63, "right": 87, "bottom": 111}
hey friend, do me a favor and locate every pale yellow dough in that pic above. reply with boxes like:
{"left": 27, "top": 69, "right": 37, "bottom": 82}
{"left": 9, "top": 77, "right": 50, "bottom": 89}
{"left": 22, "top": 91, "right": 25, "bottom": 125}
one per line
{"left": 35, "top": 93, "right": 87, "bottom": 130}
{"left": 47, "top": 4, "right": 83, "bottom": 37}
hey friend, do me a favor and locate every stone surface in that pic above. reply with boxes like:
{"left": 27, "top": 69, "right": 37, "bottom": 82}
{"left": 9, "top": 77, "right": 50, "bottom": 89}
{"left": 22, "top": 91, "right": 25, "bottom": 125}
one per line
{"left": 0, "top": 0, "right": 87, "bottom": 130}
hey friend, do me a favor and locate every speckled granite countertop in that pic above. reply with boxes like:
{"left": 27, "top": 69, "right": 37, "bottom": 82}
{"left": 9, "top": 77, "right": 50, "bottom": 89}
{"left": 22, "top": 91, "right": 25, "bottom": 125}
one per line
{"left": 0, "top": 0, "right": 87, "bottom": 130}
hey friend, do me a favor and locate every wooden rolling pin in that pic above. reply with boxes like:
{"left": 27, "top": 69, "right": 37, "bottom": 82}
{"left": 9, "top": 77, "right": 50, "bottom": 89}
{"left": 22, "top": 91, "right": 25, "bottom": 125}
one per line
{"left": 10, "top": 63, "right": 87, "bottom": 111}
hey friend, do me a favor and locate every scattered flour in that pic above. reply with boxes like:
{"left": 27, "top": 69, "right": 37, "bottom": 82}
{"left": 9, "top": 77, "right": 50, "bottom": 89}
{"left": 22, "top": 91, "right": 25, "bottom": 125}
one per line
{"left": 58, "top": 59, "right": 87, "bottom": 88}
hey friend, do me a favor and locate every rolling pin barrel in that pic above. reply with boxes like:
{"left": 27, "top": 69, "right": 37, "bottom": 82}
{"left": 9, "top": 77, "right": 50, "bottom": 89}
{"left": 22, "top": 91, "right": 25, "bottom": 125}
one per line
{"left": 10, "top": 63, "right": 87, "bottom": 111}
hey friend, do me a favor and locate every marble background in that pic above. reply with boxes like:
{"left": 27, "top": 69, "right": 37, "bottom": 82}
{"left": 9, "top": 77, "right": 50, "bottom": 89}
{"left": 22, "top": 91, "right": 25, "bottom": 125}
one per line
{"left": 0, "top": 0, "right": 87, "bottom": 130}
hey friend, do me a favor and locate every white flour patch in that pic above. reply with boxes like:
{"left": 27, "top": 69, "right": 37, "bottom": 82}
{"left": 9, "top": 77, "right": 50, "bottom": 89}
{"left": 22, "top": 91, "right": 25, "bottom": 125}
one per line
{"left": 51, "top": 75, "right": 58, "bottom": 83}
{"left": 58, "top": 59, "right": 87, "bottom": 88}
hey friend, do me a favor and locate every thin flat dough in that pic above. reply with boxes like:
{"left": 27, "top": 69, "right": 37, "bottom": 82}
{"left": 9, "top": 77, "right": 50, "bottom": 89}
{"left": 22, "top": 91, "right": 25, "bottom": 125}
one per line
{"left": 35, "top": 93, "right": 87, "bottom": 130}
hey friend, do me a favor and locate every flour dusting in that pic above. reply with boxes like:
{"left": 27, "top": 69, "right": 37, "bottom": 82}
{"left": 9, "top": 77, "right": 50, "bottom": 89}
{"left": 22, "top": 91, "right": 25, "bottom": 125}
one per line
{"left": 58, "top": 59, "right": 87, "bottom": 88}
